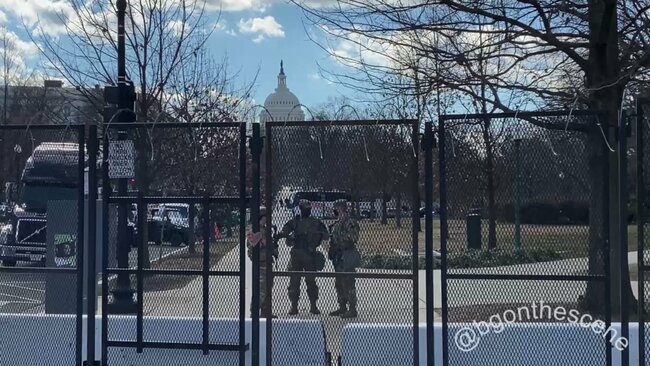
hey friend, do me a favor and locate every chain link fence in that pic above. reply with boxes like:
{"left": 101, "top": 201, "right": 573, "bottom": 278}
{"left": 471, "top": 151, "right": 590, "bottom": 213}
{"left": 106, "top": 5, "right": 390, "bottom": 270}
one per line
{"left": 439, "top": 111, "right": 611, "bottom": 366}
{"left": 100, "top": 122, "right": 249, "bottom": 365}
{"left": 263, "top": 120, "right": 421, "bottom": 365}
{"left": 0, "top": 124, "right": 85, "bottom": 365}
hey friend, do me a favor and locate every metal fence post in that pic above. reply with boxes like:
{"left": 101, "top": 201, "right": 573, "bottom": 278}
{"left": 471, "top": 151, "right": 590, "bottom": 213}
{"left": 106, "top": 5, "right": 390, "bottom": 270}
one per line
{"left": 637, "top": 98, "right": 646, "bottom": 366}
{"left": 101, "top": 129, "right": 110, "bottom": 365}
{"left": 424, "top": 121, "right": 435, "bottom": 366}
{"left": 202, "top": 194, "right": 210, "bottom": 355}
{"left": 238, "top": 123, "right": 247, "bottom": 366}
{"left": 87, "top": 125, "right": 98, "bottom": 365}
{"left": 264, "top": 122, "right": 273, "bottom": 366}
{"left": 438, "top": 117, "right": 449, "bottom": 366}
{"left": 619, "top": 110, "right": 630, "bottom": 366}
{"left": 251, "top": 122, "right": 262, "bottom": 366}
{"left": 411, "top": 120, "right": 420, "bottom": 366}
{"left": 136, "top": 192, "right": 144, "bottom": 354}
{"left": 76, "top": 126, "right": 86, "bottom": 366}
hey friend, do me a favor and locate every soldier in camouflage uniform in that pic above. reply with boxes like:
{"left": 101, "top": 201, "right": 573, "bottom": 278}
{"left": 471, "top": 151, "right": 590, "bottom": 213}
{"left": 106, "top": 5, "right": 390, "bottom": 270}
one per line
{"left": 328, "top": 199, "right": 361, "bottom": 318}
{"left": 247, "top": 207, "right": 278, "bottom": 318}
{"left": 276, "top": 200, "right": 329, "bottom": 315}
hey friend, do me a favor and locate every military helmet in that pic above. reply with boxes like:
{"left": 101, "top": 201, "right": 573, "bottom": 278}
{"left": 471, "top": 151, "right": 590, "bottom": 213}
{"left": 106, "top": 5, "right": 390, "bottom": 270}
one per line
{"left": 298, "top": 199, "right": 311, "bottom": 209}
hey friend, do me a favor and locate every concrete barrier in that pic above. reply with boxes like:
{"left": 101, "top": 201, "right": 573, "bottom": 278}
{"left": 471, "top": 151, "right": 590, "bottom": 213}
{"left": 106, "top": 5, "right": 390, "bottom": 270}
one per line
{"left": 0, "top": 314, "right": 327, "bottom": 366}
{"left": 3, "top": 314, "right": 646, "bottom": 366}
{"left": 341, "top": 322, "right": 645, "bottom": 366}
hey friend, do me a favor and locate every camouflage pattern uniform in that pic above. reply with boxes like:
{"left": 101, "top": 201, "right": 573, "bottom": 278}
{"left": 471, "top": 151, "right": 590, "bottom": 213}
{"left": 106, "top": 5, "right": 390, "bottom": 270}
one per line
{"left": 279, "top": 200, "right": 329, "bottom": 314}
{"left": 328, "top": 199, "right": 361, "bottom": 318}
{"left": 247, "top": 207, "right": 277, "bottom": 317}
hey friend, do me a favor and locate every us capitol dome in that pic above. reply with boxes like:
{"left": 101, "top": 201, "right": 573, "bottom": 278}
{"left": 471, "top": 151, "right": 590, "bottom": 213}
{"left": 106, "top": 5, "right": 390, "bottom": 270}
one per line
{"left": 260, "top": 60, "right": 305, "bottom": 123}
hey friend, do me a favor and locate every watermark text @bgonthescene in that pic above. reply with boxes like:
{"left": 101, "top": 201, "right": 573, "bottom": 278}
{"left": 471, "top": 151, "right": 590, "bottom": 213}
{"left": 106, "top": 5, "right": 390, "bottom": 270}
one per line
{"left": 453, "top": 301, "right": 628, "bottom": 353}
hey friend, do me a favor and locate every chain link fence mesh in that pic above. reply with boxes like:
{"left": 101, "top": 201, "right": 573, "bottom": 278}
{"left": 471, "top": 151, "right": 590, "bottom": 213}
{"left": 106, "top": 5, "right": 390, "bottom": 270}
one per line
{"left": 0, "top": 126, "right": 84, "bottom": 366}
{"left": 265, "top": 120, "right": 420, "bottom": 364}
{"left": 440, "top": 113, "right": 610, "bottom": 366}
{"left": 102, "top": 123, "right": 248, "bottom": 364}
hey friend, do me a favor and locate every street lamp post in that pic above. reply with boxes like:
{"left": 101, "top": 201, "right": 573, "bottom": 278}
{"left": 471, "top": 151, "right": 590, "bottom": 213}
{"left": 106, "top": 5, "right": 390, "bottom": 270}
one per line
{"left": 514, "top": 138, "right": 522, "bottom": 250}
{"left": 108, "top": 0, "right": 137, "bottom": 314}
{"left": 13, "top": 144, "right": 21, "bottom": 184}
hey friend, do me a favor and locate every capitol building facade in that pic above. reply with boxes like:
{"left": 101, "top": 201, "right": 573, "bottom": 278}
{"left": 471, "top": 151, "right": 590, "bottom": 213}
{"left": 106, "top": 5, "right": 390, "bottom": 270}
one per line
{"left": 260, "top": 61, "right": 305, "bottom": 123}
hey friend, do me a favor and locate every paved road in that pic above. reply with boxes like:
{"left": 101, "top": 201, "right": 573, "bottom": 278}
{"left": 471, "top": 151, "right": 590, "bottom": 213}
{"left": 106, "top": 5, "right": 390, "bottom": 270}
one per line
{"left": 0, "top": 244, "right": 181, "bottom": 314}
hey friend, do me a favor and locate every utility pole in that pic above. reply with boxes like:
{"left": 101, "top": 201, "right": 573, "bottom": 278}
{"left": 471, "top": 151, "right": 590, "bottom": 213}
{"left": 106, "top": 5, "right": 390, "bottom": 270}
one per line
{"left": 105, "top": 0, "right": 137, "bottom": 314}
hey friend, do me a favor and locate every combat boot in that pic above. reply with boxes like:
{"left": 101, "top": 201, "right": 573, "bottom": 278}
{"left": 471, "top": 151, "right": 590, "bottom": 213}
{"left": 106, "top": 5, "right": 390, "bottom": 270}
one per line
{"left": 260, "top": 310, "right": 278, "bottom": 319}
{"left": 329, "top": 306, "right": 347, "bottom": 316}
{"left": 309, "top": 300, "right": 321, "bottom": 315}
{"left": 340, "top": 305, "right": 357, "bottom": 319}
{"left": 288, "top": 302, "right": 299, "bottom": 315}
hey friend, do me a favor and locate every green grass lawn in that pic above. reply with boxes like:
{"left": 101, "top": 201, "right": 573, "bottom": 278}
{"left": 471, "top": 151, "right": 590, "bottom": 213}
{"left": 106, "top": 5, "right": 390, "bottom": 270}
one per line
{"left": 354, "top": 218, "right": 640, "bottom": 259}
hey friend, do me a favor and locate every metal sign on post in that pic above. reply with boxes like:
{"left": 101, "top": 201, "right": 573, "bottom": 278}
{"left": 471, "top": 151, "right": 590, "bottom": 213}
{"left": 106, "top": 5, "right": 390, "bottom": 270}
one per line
{"left": 108, "top": 140, "right": 135, "bottom": 178}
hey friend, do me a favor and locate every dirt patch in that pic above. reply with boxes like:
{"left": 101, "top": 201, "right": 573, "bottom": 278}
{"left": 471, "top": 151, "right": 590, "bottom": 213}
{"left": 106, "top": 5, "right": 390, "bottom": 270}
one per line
{"left": 143, "top": 238, "right": 239, "bottom": 292}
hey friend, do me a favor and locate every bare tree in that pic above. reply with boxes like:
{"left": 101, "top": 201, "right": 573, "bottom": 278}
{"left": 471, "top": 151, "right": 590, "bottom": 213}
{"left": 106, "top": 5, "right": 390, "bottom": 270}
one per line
{"left": 294, "top": 0, "right": 650, "bottom": 314}
{"left": 28, "top": 0, "right": 250, "bottom": 267}
{"left": 0, "top": 27, "right": 20, "bottom": 125}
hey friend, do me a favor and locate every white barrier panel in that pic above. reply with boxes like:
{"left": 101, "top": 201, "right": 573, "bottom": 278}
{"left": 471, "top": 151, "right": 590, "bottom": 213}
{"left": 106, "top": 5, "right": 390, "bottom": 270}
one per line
{"left": 341, "top": 323, "right": 644, "bottom": 366}
{"left": 0, "top": 314, "right": 326, "bottom": 366}
{"left": 3, "top": 314, "right": 645, "bottom": 366}
{"left": 0, "top": 314, "right": 79, "bottom": 366}
{"left": 340, "top": 323, "right": 427, "bottom": 366}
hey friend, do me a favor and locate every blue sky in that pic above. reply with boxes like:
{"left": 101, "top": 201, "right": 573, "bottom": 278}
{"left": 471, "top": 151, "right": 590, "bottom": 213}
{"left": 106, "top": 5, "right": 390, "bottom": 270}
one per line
{"left": 207, "top": 2, "right": 346, "bottom": 109}
{"left": 0, "top": 0, "right": 352, "bottom": 111}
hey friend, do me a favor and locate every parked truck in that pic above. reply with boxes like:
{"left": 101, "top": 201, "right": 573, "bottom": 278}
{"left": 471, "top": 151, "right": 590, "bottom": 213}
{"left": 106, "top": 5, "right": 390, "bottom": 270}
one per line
{"left": 0, "top": 142, "right": 82, "bottom": 266}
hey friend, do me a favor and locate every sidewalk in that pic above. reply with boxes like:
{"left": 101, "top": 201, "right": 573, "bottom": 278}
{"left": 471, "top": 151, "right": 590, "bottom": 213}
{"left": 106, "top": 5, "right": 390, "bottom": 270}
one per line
{"left": 139, "top": 234, "right": 650, "bottom": 359}
{"left": 143, "top": 239, "right": 244, "bottom": 318}
{"left": 143, "top": 247, "right": 650, "bottom": 317}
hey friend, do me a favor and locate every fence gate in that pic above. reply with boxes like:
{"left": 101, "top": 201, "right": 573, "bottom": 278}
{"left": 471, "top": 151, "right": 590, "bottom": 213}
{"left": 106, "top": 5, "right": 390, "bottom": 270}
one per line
{"left": 438, "top": 111, "right": 612, "bottom": 366}
{"left": 0, "top": 124, "right": 85, "bottom": 366}
{"left": 637, "top": 98, "right": 650, "bottom": 366}
{"left": 99, "top": 122, "right": 250, "bottom": 365}
{"left": 260, "top": 119, "right": 421, "bottom": 365}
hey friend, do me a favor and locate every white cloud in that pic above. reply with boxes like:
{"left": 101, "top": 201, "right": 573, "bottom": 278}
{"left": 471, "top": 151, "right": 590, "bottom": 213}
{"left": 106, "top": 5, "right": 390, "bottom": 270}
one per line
{"left": 206, "top": 0, "right": 337, "bottom": 12}
{"left": 0, "top": 28, "right": 38, "bottom": 56}
{"left": 206, "top": 0, "right": 269, "bottom": 12}
{"left": 238, "top": 16, "right": 285, "bottom": 42}
{"left": 0, "top": 0, "right": 75, "bottom": 36}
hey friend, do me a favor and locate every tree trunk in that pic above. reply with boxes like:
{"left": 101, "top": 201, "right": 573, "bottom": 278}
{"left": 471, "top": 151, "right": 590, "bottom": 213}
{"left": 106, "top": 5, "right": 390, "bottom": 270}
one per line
{"left": 582, "top": 0, "right": 637, "bottom": 317}
{"left": 188, "top": 203, "right": 197, "bottom": 254}
{"left": 482, "top": 119, "right": 497, "bottom": 250}
{"left": 396, "top": 192, "right": 403, "bottom": 228}
{"left": 582, "top": 126, "right": 609, "bottom": 314}
{"left": 381, "top": 191, "right": 388, "bottom": 225}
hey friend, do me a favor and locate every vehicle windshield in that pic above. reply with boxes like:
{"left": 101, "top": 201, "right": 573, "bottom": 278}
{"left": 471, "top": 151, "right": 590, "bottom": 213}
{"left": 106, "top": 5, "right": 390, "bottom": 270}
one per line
{"left": 21, "top": 183, "right": 77, "bottom": 212}
{"left": 155, "top": 206, "right": 189, "bottom": 219}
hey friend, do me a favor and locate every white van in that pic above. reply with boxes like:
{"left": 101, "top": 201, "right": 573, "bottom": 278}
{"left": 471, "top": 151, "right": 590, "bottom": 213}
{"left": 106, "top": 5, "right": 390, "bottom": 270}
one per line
{"left": 278, "top": 190, "right": 352, "bottom": 220}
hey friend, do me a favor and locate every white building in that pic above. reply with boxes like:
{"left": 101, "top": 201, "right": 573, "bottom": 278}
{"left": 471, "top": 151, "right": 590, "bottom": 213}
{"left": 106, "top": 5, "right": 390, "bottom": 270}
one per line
{"left": 259, "top": 61, "right": 305, "bottom": 123}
